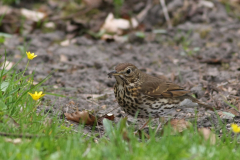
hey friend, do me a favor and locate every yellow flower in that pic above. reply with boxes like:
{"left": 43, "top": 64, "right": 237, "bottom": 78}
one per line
{"left": 26, "top": 51, "right": 37, "bottom": 60}
{"left": 28, "top": 91, "right": 45, "bottom": 101}
{"left": 231, "top": 123, "right": 240, "bottom": 133}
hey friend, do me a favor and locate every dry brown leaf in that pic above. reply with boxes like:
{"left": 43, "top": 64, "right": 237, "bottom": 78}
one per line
{"left": 168, "top": 119, "right": 192, "bottom": 134}
{"left": 198, "top": 128, "right": 216, "bottom": 145}
{"left": 64, "top": 111, "right": 96, "bottom": 125}
{"left": 97, "top": 113, "right": 115, "bottom": 125}
{"left": 103, "top": 113, "right": 115, "bottom": 121}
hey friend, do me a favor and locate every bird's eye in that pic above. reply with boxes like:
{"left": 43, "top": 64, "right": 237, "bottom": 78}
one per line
{"left": 126, "top": 68, "right": 131, "bottom": 74}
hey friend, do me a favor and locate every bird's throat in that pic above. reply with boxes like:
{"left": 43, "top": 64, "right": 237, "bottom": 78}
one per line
{"left": 114, "top": 75, "right": 125, "bottom": 85}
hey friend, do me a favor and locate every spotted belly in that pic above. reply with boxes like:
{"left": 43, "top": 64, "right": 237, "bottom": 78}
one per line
{"left": 114, "top": 84, "right": 183, "bottom": 118}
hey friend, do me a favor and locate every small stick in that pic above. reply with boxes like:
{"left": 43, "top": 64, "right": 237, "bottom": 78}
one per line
{"left": 0, "top": 132, "right": 45, "bottom": 138}
{"left": 159, "top": 0, "right": 172, "bottom": 29}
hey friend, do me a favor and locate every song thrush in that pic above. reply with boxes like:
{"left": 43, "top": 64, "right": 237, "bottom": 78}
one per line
{"left": 108, "top": 63, "right": 214, "bottom": 118}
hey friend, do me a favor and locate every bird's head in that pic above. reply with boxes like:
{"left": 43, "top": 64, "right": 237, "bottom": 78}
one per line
{"left": 108, "top": 63, "right": 140, "bottom": 84}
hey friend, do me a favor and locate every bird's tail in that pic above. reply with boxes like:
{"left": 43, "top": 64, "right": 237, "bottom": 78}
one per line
{"left": 185, "top": 95, "right": 216, "bottom": 111}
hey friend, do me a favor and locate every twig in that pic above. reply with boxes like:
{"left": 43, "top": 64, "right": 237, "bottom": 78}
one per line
{"left": 0, "top": 132, "right": 45, "bottom": 138}
{"left": 136, "top": 0, "right": 153, "bottom": 23}
{"left": 159, "top": 0, "right": 172, "bottom": 29}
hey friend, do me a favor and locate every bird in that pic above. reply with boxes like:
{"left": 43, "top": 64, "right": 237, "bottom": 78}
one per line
{"left": 108, "top": 63, "right": 214, "bottom": 119}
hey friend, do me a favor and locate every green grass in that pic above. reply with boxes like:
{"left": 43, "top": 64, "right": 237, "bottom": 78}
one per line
{"left": 1, "top": 52, "right": 240, "bottom": 160}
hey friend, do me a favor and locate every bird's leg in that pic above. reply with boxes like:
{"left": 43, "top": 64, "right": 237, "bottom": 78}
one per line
{"left": 133, "top": 118, "right": 152, "bottom": 136}
{"left": 138, "top": 118, "right": 152, "bottom": 130}
{"left": 154, "top": 117, "right": 166, "bottom": 135}
{"left": 155, "top": 122, "right": 162, "bottom": 135}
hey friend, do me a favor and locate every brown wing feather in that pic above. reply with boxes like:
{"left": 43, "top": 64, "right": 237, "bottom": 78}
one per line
{"left": 139, "top": 73, "right": 189, "bottom": 98}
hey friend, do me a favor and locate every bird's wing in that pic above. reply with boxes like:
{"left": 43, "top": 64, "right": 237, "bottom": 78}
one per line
{"left": 139, "top": 74, "right": 189, "bottom": 98}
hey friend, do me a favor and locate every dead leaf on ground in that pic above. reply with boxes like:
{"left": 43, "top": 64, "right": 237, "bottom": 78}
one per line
{"left": 100, "top": 13, "right": 139, "bottom": 35}
{"left": 167, "top": 119, "right": 192, "bottom": 134}
{"left": 102, "top": 113, "right": 114, "bottom": 121}
{"left": 198, "top": 128, "right": 216, "bottom": 145}
{"left": 64, "top": 111, "right": 96, "bottom": 125}
{"left": 97, "top": 113, "right": 115, "bottom": 125}
{"left": 20, "top": 8, "right": 46, "bottom": 22}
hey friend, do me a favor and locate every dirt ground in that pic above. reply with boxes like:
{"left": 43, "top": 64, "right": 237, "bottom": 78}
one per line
{"left": 1, "top": 0, "right": 240, "bottom": 135}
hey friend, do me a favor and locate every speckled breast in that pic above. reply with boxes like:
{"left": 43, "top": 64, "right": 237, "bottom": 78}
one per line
{"left": 114, "top": 83, "right": 183, "bottom": 118}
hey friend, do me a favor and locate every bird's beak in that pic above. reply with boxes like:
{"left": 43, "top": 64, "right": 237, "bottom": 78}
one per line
{"left": 108, "top": 70, "right": 119, "bottom": 78}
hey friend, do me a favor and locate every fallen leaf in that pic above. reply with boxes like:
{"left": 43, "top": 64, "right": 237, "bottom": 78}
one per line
{"left": 103, "top": 113, "right": 115, "bottom": 121}
{"left": 64, "top": 111, "right": 96, "bottom": 125}
{"left": 167, "top": 119, "right": 192, "bottom": 134}
{"left": 97, "top": 113, "right": 115, "bottom": 125}
{"left": 198, "top": 128, "right": 216, "bottom": 145}
{"left": 100, "top": 13, "right": 138, "bottom": 35}
{"left": 20, "top": 8, "right": 46, "bottom": 22}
